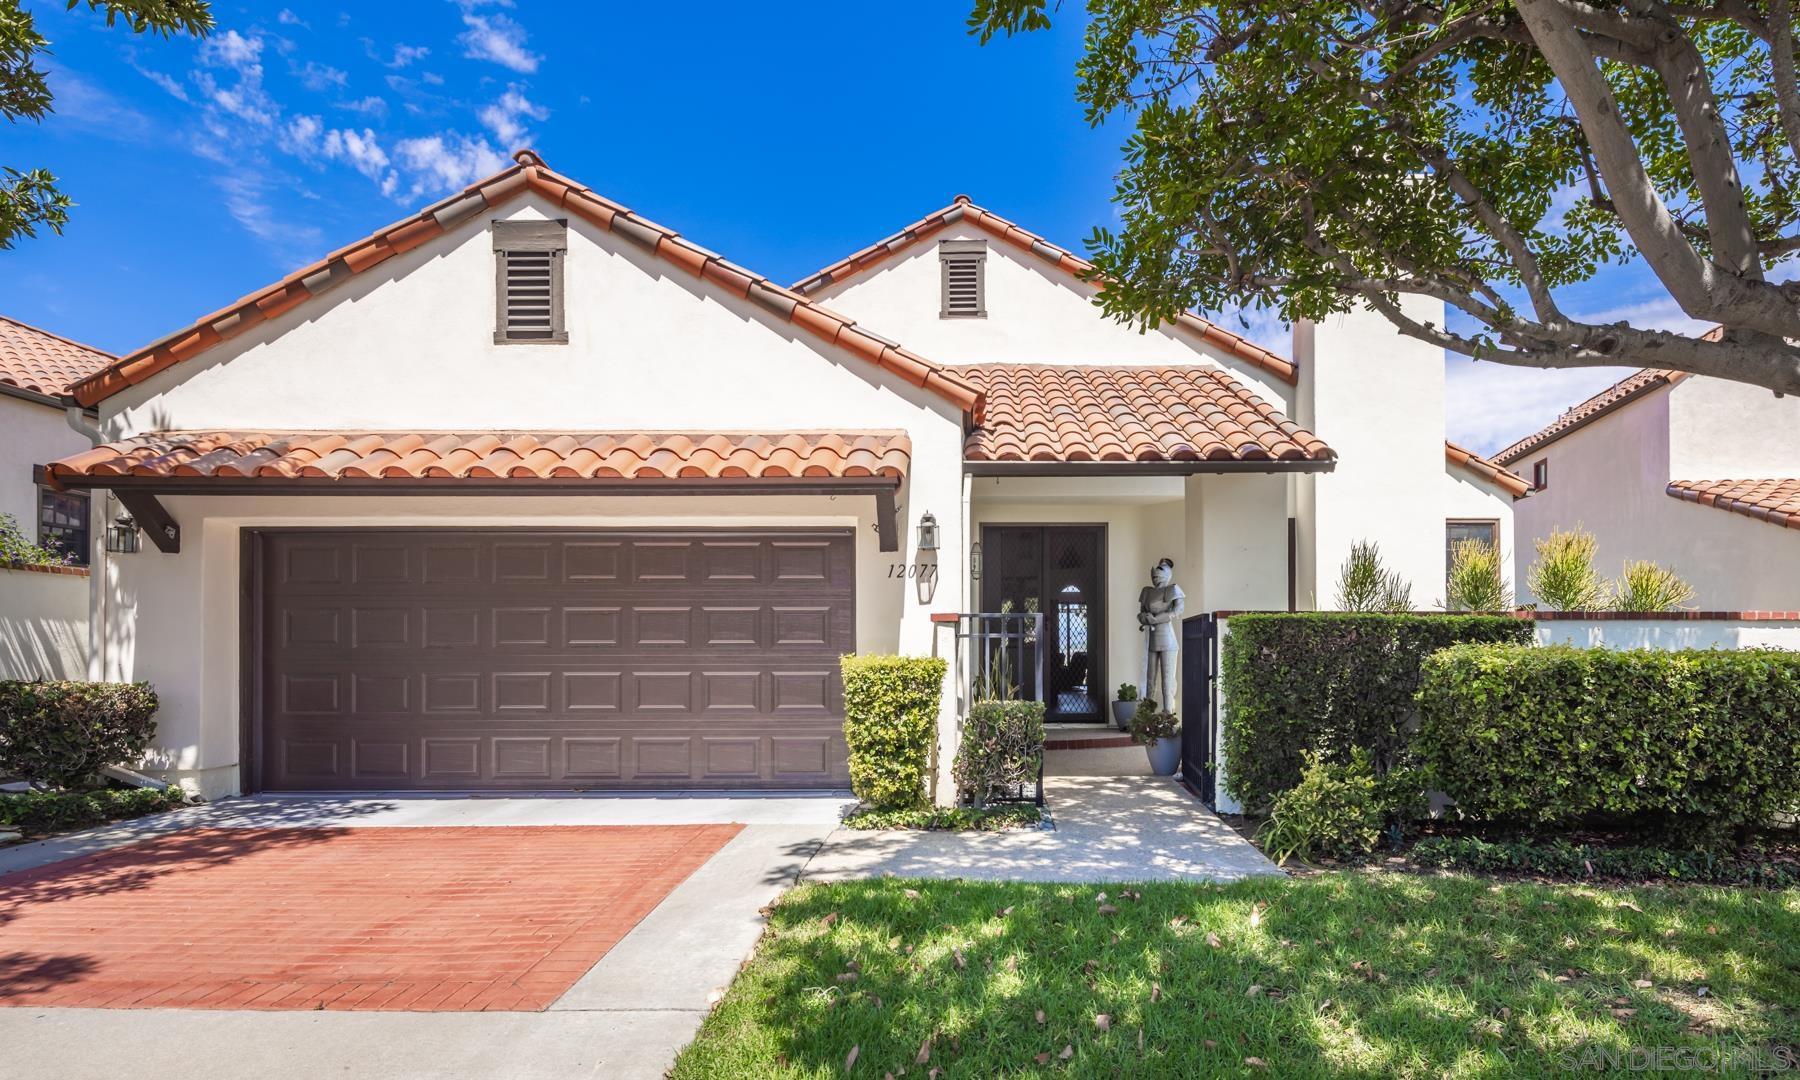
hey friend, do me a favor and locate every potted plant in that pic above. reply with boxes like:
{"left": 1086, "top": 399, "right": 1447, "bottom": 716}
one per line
{"left": 1111, "top": 683, "right": 1139, "bottom": 730}
{"left": 1128, "top": 699, "right": 1181, "bottom": 776}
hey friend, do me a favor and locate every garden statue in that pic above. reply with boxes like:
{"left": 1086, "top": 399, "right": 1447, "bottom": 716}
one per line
{"left": 1138, "top": 558, "right": 1184, "bottom": 710}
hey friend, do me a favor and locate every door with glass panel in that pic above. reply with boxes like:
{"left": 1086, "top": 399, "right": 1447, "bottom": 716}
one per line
{"left": 979, "top": 525, "right": 1106, "bottom": 722}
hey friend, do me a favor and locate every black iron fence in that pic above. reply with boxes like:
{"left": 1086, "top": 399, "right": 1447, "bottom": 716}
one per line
{"left": 940, "top": 612, "right": 1047, "bottom": 807}
{"left": 1180, "top": 613, "right": 1219, "bottom": 807}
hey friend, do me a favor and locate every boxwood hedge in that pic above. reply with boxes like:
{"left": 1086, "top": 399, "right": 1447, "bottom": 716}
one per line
{"left": 1417, "top": 644, "right": 1800, "bottom": 834}
{"left": 840, "top": 655, "right": 947, "bottom": 810}
{"left": 0, "top": 680, "right": 159, "bottom": 788}
{"left": 1220, "top": 613, "right": 1533, "bottom": 810}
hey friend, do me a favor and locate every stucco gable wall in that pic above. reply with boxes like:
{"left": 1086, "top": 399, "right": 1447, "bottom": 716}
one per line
{"left": 1667, "top": 375, "right": 1800, "bottom": 480}
{"left": 99, "top": 195, "right": 965, "bottom": 441}
{"left": 809, "top": 223, "right": 1292, "bottom": 406}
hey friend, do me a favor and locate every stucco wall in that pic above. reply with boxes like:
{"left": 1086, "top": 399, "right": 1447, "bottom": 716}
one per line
{"left": 1441, "top": 464, "right": 1519, "bottom": 598}
{"left": 0, "top": 564, "right": 88, "bottom": 680}
{"left": 1510, "top": 387, "right": 1800, "bottom": 609}
{"left": 92, "top": 193, "right": 973, "bottom": 799}
{"left": 1, "top": 394, "right": 90, "bottom": 535}
{"left": 808, "top": 222, "right": 1292, "bottom": 405}
{"left": 1667, "top": 376, "right": 1800, "bottom": 480}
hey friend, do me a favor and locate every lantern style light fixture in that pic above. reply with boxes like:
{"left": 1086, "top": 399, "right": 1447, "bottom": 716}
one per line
{"left": 916, "top": 512, "right": 940, "bottom": 552}
{"left": 968, "top": 540, "right": 982, "bottom": 580}
{"left": 105, "top": 515, "right": 141, "bottom": 555}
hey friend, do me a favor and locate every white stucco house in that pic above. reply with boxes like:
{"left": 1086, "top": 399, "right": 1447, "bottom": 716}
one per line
{"left": 39, "top": 151, "right": 1521, "bottom": 800}
{"left": 1494, "top": 365, "right": 1800, "bottom": 611}
{"left": 0, "top": 316, "right": 112, "bottom": 680}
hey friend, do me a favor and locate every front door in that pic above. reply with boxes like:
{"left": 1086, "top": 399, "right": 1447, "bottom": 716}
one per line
{"left": 980, "top": 525, "right": 1105, "bottom": 722}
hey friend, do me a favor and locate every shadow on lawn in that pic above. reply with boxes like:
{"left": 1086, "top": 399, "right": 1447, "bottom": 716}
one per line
{"left": 693, "top": 873, "right": 1800, "bottom": 1077}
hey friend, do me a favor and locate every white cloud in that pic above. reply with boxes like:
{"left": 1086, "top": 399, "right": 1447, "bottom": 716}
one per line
{"left": 134, "top": 63, "right": 190, "bottom": 102}
{"left": 324, "top": 127, "right": 391, "bottom": 182}
{"left": 215, "top": 172, "right": 324, "bottom": 267}
{"left": 457, "top": 12, "right": 539, "bottom": 73}
{"left": 337, "top": 95, "right": 388, "bottom": 116}
{"left": 277, "top": 9, "right": 308, "bottom": 27}
{"left": 200, "top": 28, "right": 264, "bottom": 69}
{"left": 195, "top": 29, "right": 277, "bottom": 126}
{"left": 1445, "top": 357, "right": 1638, "bottom": 457}
{"left": 292, "top": 60, "right": 348, "bottom": 91}
{"left": 421, "top": 70, "right": 446, "bottom": 86}
{"left": 390, "top": 43, "right": 431, "bottom": 68}
{"left": 477, "top": 85, "right": 547, "bottom": 148}
{"left": 279, "top": 113, "right": 325, "bottom": 155}
{"left": 393, "top": 133, "right": 508, "bottom": 195}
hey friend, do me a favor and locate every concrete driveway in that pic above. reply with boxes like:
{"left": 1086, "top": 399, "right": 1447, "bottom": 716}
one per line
{"left": 0, "top": 792, "right": 849, "bottom": 1080}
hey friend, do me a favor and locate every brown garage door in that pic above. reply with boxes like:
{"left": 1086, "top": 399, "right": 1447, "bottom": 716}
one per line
{"left": 249, "top": 528, "right": 855, "bottom": 792}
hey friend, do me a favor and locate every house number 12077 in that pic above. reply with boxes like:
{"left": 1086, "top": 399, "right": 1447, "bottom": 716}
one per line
{"left": 888, "top": 563, "right": 938, "bottom": 580}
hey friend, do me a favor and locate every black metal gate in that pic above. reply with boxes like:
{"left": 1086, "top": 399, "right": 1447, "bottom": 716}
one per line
{"left": 1180, "top": 613, "right": 1218, "bottom": 807}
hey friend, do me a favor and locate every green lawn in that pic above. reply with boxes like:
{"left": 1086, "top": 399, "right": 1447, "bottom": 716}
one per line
{"left": 673, "top": 874, "right": 1800, "bottom": 1078}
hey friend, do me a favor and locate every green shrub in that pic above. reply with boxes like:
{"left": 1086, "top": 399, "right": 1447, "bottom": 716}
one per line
{"left": 1410, "top": 835, "right": 1800, "bottom": 887}
{"left": 1444, "top": 539, "right": 1512, "bottom": 612}
{"left": 1526, "top": 526, "right": 1608, "bottom": 611}
{"left": 0, "top": 680, "right": 160, "bottom": 788}
{"left": 1416, "top": 644, "right": 1800, "bottom": 840}
{"left": 840, "top": 655, "right": 946, "bottom": 810}
{"left": 841, "top": 804, "right": 1041, "bottom": 831}
{"left": 1114, "top": 682, "right": 1138, "bottom": 703}
{"left": 1128, "top": 703, "right": 1178, "bottom": 745}
{"left": 0, "top": 785, "right": 186, "bottom": 837}
{"left": 1220, "top": 613, "right": 1533, "bottom": 810}
{"left": 952, "top": 699, "right": 1045, "bottom": 806}
{"left": 0, "top": 512, "right": 75, "bottom": 567}
{"left": 1610, "top": 560, "right": 1697, "bottom": 612}
{"left": 1256, "top": 750, "right": 1384, "bottom": 864}
{"left": 1334, "top": 539, "right": 1411, "bottom": 613}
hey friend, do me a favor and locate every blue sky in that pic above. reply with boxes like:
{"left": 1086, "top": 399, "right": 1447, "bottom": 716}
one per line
{"left": 3, "top": 1, "right": 1711, "bottom": 454}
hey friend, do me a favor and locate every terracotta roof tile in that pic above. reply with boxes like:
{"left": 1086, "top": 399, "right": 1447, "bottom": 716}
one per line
{"left": 959, "top": 364, "right": 1331, "bottom": 466}
{"left": 0, "top": 315, "right": 115, "bottom": 399}
{"left": 1491, "top": 369, "right": 1687, "bottom": 465}
{"left": 68, "top": 150, "right": 982, "bottom": 422}
{"left": 1445, "top": 440, "right": 1531, "bottom": 498}
{"left": 792, "top": 197, "right": 1297, "bottom": 385}
{"left": 44, "top": 431, "right": 911, "bottom": 484}
{"left": 1667, "top": 478, "right": 1800, "bottom": 530}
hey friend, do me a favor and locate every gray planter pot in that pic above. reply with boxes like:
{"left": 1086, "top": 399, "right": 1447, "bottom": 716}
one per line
{"left": 1111, "top": 700, "right": 1136, "bottom": 730}
{"left": 1145, "top": 735, "right": 1181, "bottom": 776}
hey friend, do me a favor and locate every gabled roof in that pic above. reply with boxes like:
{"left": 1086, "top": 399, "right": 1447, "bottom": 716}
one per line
{"left": 0, "top": 314, "right": 115, "bottom": 400}
{"left": 1445, "top": 441, "right": 1531, "bottom": 498}
{"left": 959, "top": 363, "right": 1331, "bottom": 468}
{"left": 1491, "top": 369, "right": 1687, "bottom": 466}
{"left": 45, "top": 430, "right": 911, "bottom": 484}
{"left": 68, "top": 151, "right": 983, "bottom": 421}
{"left": 790, "top": 196, "right": 1298, "bottom": 385}
{"left": 1667, "top": 478, "right": 1800, "bottom": 530}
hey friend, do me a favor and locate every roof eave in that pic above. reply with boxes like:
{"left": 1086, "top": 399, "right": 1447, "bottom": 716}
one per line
{"left": 963, "top": 458, "right": 1335, "bottom": 476}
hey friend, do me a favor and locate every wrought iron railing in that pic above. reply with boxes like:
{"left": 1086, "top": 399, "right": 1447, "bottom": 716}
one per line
{"left": 938, "top": 612, "right": 1047, "bottom": 806}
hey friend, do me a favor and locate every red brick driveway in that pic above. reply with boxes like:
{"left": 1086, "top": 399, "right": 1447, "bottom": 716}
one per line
{"left": 0, "top": 824, "right": 740, "bottom": 1011}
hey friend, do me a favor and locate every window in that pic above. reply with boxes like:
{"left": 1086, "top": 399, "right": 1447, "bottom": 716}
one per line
{"left": 38, "top": 487, "right": 89, "bottom": 566}
{"left": 939, "top": 239, "right": 986, "bottom": 318}
{"left": 493, "top": 218, "right": 568, "bottom": 343}
{"left": 1446, "top": 519, "right": 1498, "bottom": 583}
{"left": 1532, "top": 459, "right": 1549, "bottom": 490}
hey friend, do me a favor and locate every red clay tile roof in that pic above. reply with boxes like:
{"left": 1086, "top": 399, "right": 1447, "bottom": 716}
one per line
{"left": 958, "top": 364, "right": 1331, "bottom": 466}
{"left": 44, "top": 431, "right": 910, "bottom": 484}
{"left": 1491, "top": 369, "right": 1688, "bottom": 466}
{"left": 0, "top": 315, "right": 115, "bottom": 399}
{"left": 791, "top": 197, "right": 1297, "bottom": 385}
{"left": 1445, "top": 441, "right": 1531, "bottom": 498}
{"left": 68, "top": 151, "right": 982, "bottom": 421}
{"left": 1667, "top": 478, "right": 1800, "bottom": 530}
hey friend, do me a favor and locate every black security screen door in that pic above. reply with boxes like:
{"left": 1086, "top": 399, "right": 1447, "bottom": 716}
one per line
{"left": 980, "top": 526, "right": 1105, "bottom": 722}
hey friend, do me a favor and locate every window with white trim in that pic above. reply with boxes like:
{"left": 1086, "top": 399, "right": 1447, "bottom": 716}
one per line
{"left": 939, "top": 239, "right": 986, "bottom": 318}
{"left": 493, "top": 218, "right": 568, "bottom": 343}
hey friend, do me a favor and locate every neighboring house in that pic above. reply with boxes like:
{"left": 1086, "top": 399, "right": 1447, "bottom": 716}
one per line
{"left": 1494, "top": 366, "right": 1800, "bottom": 610}
{"left": 0, "top": 316, "right": 113, "bottom": 680}
{"left": 38, "top": 152, "right": 1520, "bottom": 800}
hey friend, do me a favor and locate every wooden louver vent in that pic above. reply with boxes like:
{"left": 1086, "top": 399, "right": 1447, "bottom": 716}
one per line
{"left": 492, "top": 218, "right": 568, "bottom": 343}
{"left": 944, "top": 259, "right": 982, "bottom": 316}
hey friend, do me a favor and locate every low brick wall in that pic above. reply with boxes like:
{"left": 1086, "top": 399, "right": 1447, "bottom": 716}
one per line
{"left": 0, "top": 561, "right": 89, "bottom": 680}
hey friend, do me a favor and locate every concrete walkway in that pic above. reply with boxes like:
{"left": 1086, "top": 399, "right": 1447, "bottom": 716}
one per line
{"left": 804, "top": 775, "right": 1282, "bottom": 883}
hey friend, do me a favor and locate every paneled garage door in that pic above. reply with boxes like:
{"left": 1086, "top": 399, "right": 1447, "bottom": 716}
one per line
{"left": 249, "top": 528, "right": 855, "bottom": 791}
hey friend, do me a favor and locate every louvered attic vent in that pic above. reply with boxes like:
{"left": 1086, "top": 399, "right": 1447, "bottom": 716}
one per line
{"left": 940, "top": 239, "right": 986, "bottom": 318}
{"left": 493, "top": 218, "right": 569, "bottom": 344}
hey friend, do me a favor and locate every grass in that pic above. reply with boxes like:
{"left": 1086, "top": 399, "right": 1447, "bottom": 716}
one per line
{"left": 673, "top": 875, "right": 1800, "bottom": 1078}
{"left": 840, "top": 804, "right": 1042, "bottom": 831}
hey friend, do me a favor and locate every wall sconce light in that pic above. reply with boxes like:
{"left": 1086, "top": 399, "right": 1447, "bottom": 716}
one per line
{"left": 916, "top": 512, "right": 940, "bottom": 552}
{"left": 105, "top": 515, "right": 141, "bottom": 554}
{"left": 969, "top": 541, "right": 982, "bottom": 580}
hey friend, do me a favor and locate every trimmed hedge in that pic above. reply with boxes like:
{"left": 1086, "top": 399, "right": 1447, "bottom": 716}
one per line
{"left": 840, "top": 655, "right": 947, "bottom": 810}
{"left": 1411, "top": 835, "right": 1800, "bottom": 887}
{"left": 0, "top": 680, "right": 159, "bottom": 788}
{"left": 952, "top": 699, "right": 1045, "bottom": 806}
{"left": 1416, "top": 645, "right": 1800, "bottom": 834}
{"left": 0, "top": 786, "right": 187, "bottom": 837}
{"left": 1220, "top": 613, "right": 1533, "bottom": 810}
{"left": 841, "top": 804, "right": 1041, "bottom": 831}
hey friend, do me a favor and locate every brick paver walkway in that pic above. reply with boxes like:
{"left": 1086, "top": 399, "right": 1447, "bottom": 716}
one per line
{"left": 0, "top": 824, "right": 741, "bottom": 1011}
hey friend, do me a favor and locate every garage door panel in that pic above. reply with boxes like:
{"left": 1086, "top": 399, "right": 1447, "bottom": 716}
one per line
{"left": 257, "top": 529, "right": 855, "bottom": 791}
